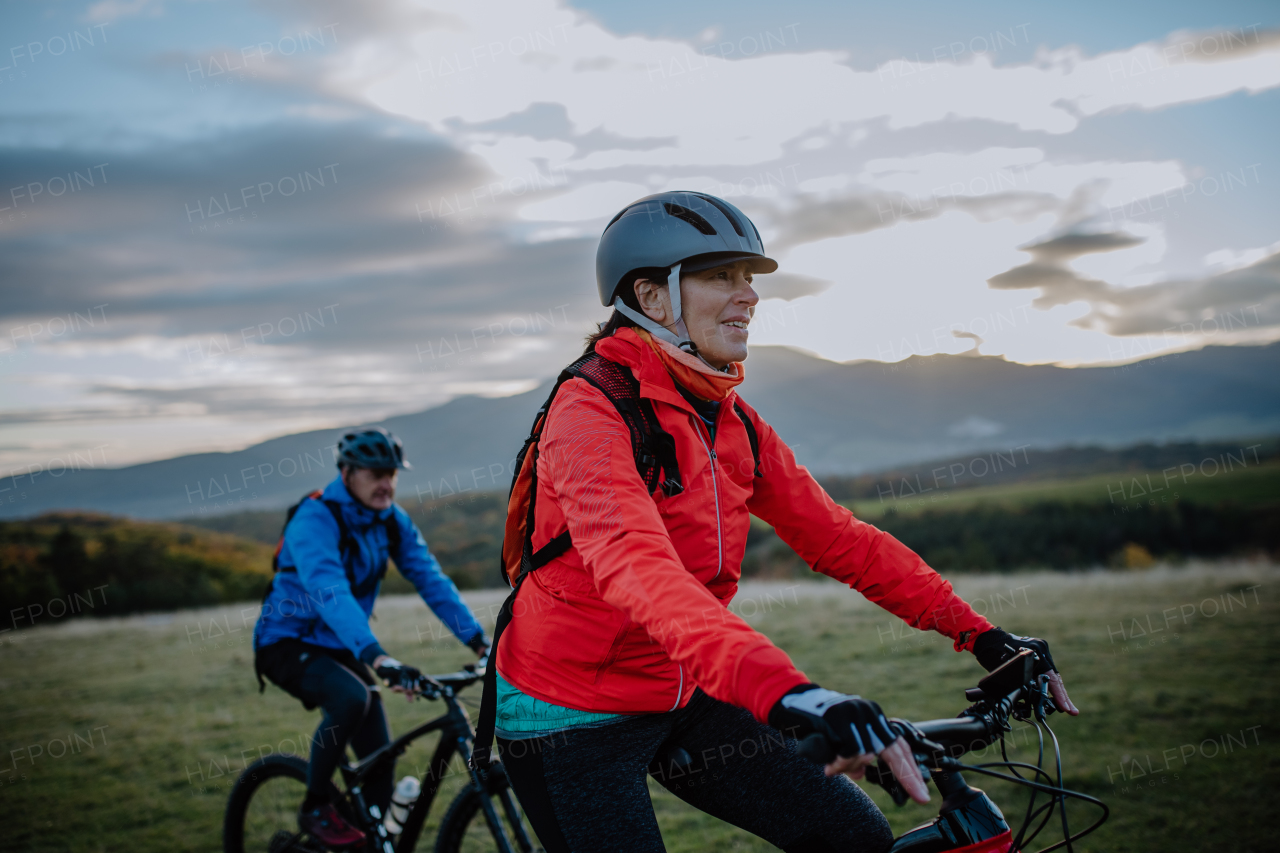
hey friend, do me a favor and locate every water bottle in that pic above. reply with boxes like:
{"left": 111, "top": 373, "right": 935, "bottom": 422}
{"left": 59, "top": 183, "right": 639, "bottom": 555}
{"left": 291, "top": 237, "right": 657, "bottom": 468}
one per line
{"left": 384, "top": 775, "right": 421, "bottom": 835}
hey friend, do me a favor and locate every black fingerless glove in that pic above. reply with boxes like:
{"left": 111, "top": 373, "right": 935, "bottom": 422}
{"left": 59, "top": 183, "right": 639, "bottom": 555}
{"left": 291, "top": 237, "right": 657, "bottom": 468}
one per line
{"left": 973, "top": 627, "right": 1058, "bottom": 673}
{"left": 768, "top": 684, "right": 897, "bottom": 758}
{"left": 374, "top": 658, "right": 422, "bottom": 690}
{"left": 466, "top": 631, "right": 491, "bottom": 655}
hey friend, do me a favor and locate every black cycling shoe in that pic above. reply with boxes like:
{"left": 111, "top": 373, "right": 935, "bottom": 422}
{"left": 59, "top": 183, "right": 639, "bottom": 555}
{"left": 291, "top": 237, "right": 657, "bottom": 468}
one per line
{"left": 298, "top": 802, "right": 367, "bottom": 849}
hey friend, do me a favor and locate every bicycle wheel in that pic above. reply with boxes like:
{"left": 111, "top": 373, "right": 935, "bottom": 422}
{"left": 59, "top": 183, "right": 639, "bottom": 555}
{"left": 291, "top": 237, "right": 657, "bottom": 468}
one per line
{"left": 434, "top": 782, "right": 536, "bottom": 853}
{"left": 223, "top": 754, "right": 342, "bottom": 853}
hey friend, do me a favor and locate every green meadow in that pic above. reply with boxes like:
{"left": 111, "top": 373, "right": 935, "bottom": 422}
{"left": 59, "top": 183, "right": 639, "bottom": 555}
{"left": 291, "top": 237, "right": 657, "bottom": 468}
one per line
{"left": 846, "top": 457, "right": 1280, "bottom": 519}
{"left": 1, "top": 562, "right": 1275, "bottom": 852}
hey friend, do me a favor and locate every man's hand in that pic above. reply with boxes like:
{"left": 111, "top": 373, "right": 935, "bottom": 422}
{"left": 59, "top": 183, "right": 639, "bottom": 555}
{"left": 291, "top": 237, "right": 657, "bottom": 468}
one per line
{"left": 973, "top": 628, "right": 1079, "bottom": 715}
{"left": 467, "top": 631, "right": 491, "bottom": 660}
{"left": 769, "top": 685, "right": 930, "bottom": 804}
{"left": 372, "top": 655, "right": 422, "bottom": 703}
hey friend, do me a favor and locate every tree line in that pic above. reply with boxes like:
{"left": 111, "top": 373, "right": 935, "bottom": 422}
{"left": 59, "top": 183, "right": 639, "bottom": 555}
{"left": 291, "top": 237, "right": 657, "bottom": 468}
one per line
{"left": 3, "top": 495, "right": 1275, "bottom": 625}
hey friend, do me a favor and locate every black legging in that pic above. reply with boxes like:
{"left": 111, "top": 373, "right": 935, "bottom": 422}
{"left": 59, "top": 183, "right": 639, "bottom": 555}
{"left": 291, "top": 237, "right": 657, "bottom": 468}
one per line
{"left": 292, "top": 654, "right": 393, "bottom": 812}
{"left": 497, "top": 689, "right": 893, "bottom": 853}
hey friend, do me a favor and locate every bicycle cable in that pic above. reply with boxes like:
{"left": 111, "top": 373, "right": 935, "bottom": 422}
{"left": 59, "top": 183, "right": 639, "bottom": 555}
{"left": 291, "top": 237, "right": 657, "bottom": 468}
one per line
{"left": 1043, "top": 711, "right": 1071, "bottom": 853}
{"left": 1002, "top": 716, "right": 1046, "bottom": 849}
{"left": 1004, "top": 721, "right": 1058, "bottom": 851}
{"left": 958, "top": 761, "right": 1109, "bottom": 853}
{"left": 991, "top": 752, "right": 1058, "bottom": 850}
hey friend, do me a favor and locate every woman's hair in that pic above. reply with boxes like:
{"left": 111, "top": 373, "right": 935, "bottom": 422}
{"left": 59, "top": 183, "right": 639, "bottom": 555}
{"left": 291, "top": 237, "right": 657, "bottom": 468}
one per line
{"left": 583, "top": 267, "right": 669, "bottom": 354}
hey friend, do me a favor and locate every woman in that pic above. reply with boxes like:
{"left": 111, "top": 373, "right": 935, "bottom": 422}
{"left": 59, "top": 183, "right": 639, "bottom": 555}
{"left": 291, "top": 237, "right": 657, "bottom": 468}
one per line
{"left": 491, "top": 191, "right": 1077, "bottom": 852}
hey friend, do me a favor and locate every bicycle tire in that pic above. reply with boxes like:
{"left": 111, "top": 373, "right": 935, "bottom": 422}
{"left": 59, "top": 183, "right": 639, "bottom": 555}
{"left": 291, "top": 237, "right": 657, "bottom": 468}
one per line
{"left": 434, "top": 783, "right": 535, "bottom": 853}
{"left": 223, "top": 754, "right": 343, "bottom": 853}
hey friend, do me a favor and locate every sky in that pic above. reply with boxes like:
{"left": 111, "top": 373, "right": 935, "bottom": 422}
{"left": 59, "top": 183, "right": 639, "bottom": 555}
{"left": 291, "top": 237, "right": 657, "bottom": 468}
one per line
{"left": 1, "top": 0, "right": 1278, "bottom": 471}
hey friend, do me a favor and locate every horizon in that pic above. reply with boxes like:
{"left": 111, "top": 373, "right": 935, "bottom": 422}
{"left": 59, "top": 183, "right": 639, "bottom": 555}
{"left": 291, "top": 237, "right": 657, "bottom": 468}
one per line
{"left": 15, "top": 336, "right": 1275, "bottom": 475}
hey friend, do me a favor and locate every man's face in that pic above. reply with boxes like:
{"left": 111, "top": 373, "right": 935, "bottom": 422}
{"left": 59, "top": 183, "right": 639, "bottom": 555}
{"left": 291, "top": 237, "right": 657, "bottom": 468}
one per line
{"left": 343, "top": 466, "right": 398, "bottom": 510}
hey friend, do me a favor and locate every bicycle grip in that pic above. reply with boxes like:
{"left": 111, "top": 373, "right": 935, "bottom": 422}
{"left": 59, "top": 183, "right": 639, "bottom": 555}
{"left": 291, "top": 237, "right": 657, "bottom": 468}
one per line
{"left": 797, "top": 733, "right": 835, "bottom": 765}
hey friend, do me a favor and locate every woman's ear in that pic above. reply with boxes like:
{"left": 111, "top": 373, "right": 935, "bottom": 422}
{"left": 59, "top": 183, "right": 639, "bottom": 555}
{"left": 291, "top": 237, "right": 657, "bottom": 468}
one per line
{"left": 633, "top": 278, "right": 670, "bottom": 325}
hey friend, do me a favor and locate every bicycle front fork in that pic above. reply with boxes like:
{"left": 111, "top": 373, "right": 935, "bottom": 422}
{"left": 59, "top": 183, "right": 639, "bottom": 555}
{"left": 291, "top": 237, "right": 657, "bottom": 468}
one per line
{"left": 459, "top": 737, "right": 536, "bottom": 853}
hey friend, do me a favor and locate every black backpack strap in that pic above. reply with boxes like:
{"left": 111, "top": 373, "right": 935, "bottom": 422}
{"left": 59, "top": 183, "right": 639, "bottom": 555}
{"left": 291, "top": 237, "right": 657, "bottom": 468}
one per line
{"left": 349, "top": 512, "right": 400, "bottom": 600}
{"left": 472, "top": 575, "right": 523, "bottom": 770}
{"left": 638, "top": 397, "right": 684, "bottom": 496}
{"left": 568, "top": 354, "right": 684, "bottom": 496}
{"left": 377, "top": 512, "right": 401, "bottom": 589}
{"left": 733, "top": 401, "right": 762, "bottom": 477}
{"left": 530, "top": 530, "right": 572, "bottom": 568}
{"left": 278, "top": 500, "right": 363, "bottom": 586}
{"left": 319, "top": 499, "right": 362, "bottom": 593}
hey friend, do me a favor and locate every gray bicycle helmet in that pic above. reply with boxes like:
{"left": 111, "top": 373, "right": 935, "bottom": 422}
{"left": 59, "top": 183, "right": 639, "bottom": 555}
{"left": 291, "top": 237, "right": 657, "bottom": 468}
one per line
{"left": 336, "top": 427, "right": 411, "bottom": 470}
{"left": 595, "top": 191, "right": 777, "bottom": 350}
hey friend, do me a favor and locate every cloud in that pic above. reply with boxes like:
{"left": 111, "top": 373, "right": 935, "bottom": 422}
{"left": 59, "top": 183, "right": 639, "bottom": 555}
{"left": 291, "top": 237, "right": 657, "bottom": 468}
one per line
{"left": 987, "top": 232, "right": 1280, "bottom": 341}
{"left": 85, "top": 0, "right": 163, "bottom": 23}
{"left": 987, "top": 231, "right": 1147, "bottom": 298}
{"left": 753, "top": 272, "right": 832, "bottom": 302}
{"left": 517, "top": 180, "right": 648, "bottom": 222}
{"left": 0, "top": 119, "right": 608, "bottom": 464}
{"left": 333, "top": 4, "right": 1280, "bottom": 186}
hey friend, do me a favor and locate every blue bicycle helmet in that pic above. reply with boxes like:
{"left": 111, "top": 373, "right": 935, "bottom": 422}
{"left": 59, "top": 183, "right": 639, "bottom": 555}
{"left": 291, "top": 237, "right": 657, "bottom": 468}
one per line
{"left": 336, "top": 428, "right": 411, "bottom": 470}
{"left": 595, "top": 191, "right": 777, "bottom": 350}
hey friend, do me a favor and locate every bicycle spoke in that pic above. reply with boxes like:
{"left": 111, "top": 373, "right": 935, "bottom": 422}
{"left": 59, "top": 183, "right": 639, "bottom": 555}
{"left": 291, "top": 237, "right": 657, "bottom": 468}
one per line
{"left": 242, "top": 774, "right": 312, "bottom": 853}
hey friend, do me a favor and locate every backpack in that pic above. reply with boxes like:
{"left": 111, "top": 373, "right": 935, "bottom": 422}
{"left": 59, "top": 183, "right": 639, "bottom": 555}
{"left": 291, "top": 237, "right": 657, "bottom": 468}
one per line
{"left": 501, "top": 350, "right": 761, "bottom": 587}
{"left": 473, "top": 348, "right": 761, "bottom": 766}
{"left": 266, "top": 490, "right": 402, "bottom": 601}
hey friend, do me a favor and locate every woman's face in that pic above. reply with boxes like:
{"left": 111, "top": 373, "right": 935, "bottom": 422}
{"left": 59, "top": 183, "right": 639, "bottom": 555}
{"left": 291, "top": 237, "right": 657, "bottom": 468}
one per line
{"left": 635, "top": 261, "right": 759, "bottom": 369}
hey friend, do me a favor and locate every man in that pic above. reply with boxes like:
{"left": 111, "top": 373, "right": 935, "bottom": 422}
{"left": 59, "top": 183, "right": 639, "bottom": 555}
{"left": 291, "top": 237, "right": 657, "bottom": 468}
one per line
{"left": 254, "top": 427, "right": 488, "bottom": 848}
{"left": 486, "top": 192, "right": 1077, "bottom": 852}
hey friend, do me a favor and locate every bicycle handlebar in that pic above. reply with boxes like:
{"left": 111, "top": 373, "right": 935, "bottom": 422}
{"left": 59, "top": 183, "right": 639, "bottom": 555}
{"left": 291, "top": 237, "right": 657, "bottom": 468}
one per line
{"left": 798, "top": 649, "right": 1049, "bottom": 768}
{"left": 408, "top": 661, "right": 486, "bottom": 700}
{"left": 803, "top": 648, "right": 1106, "bottom": 850}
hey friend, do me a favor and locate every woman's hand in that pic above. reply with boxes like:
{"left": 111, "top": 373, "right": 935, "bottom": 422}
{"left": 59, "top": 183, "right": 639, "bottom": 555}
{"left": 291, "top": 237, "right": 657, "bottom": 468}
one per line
{"left": 769, "top": 684, "right": 931, "bottom": 804}
{"left": 973, "top": 628, "right": 1079, "bottom": 715}
{"left": 824, "top": 736, "right": 930, "bottom": 804}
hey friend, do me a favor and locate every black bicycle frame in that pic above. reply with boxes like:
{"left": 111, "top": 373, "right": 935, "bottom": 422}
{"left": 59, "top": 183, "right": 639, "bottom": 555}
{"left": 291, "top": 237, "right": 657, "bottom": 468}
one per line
{"left": 333, "top": 687, "right": 523, "bottom": 853}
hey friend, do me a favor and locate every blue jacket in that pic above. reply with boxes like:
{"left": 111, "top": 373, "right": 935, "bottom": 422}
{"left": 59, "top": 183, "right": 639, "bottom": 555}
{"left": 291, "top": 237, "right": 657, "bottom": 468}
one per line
{"left": 253, "top": 477, "right": 484, "bottom": 664}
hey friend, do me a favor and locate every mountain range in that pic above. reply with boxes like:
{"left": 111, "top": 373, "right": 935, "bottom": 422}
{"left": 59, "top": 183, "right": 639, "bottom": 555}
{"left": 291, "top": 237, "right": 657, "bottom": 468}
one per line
{"left": 6, "top": 342, "right": 1277, "bottom": 520}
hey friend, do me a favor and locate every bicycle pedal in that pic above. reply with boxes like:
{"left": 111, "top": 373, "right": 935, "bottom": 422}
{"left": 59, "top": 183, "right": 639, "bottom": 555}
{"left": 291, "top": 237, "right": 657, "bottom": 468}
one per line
{"left": 268, "top": 830, "right": 327, "bottom": 853}
{"left": 268, "top": 830, "right": 296, "bottom": 853}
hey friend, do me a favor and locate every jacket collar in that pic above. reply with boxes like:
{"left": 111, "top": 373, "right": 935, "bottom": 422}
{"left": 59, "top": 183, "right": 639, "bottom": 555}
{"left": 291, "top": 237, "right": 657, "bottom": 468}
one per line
{"left": 594, "top": 328, "right": 738, "bottom": 417}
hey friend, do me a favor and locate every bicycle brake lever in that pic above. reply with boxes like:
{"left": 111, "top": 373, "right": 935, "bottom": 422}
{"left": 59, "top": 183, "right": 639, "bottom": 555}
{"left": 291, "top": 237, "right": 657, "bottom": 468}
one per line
{"left": 415, "top": 675, "right": 444, "bottom": 700}
{"left": 1033, "top": 674, "right": 1057, "bottom": 718}
{"left": 888, "top": 718, "right": 947, "bottom": 767}
{"left": 865, "top": 760, "right": 931, "bottom": 807}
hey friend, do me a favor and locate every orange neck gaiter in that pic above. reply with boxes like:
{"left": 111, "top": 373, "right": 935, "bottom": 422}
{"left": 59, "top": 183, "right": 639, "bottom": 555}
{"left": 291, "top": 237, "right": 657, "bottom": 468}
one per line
{"left": 633, "top": 328, "right": 745, "bottom": 402}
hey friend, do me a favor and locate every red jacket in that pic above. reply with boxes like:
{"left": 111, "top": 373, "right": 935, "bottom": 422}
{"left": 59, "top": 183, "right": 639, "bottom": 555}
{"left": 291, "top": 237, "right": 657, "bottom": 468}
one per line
{"left": 497, "top": 329, "right": 993, "bottom": 723}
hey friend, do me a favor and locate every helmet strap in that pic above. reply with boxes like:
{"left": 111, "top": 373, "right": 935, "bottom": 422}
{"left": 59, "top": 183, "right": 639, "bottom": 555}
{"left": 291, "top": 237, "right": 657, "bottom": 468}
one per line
{"left": 613, "top": 262, "right": 696, "bottom": 350}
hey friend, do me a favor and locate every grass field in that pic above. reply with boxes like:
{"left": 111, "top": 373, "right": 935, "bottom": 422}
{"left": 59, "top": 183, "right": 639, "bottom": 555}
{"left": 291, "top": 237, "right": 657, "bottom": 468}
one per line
{"left": 1, "top": 563, "right": 1276, "bottom": 852}
{"left": 846, "top": 458, "right": 1280, "bottom": 519}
